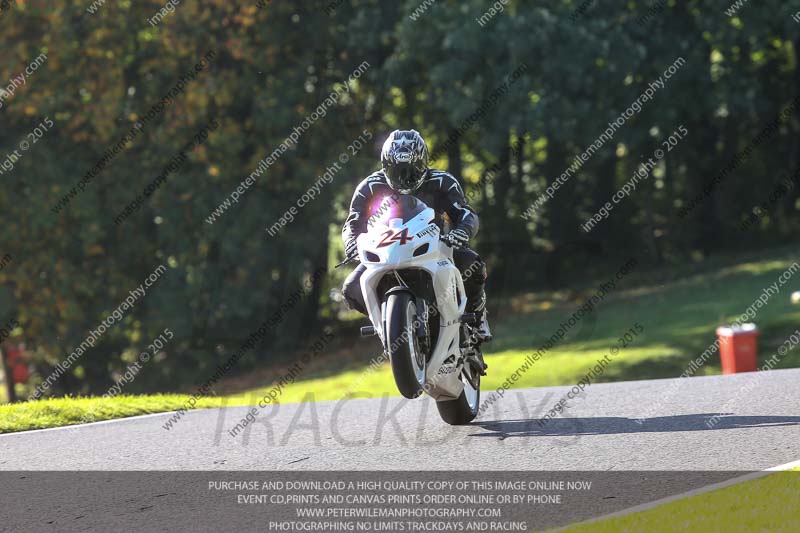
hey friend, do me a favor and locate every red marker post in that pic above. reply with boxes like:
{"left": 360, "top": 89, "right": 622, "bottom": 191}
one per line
{"left": 716, "top": 323, "right": 759, "bottom": 374}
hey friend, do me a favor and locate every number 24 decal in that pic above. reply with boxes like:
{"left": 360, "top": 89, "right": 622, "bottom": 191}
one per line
{"left": 377, "top": 228, "right": 414, "bottom": 247}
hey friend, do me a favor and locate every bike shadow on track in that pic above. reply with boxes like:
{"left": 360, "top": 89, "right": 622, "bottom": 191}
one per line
{"left": 468, "top": 414, "right": 800, "bottom": 439}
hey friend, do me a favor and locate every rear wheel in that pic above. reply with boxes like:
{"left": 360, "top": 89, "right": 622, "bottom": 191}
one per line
{"left": 386, "top": 292, "right": 426, "bottom": 399}
{"left": 436, "top": 363, "right": 480, "bottom": 425}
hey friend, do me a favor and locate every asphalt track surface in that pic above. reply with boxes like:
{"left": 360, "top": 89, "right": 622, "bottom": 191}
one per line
{"left": 3, "top": 368, "right": 799, "bottom": 471}
{"left": 2, "top": 369, "right": 799, "bottom": 531}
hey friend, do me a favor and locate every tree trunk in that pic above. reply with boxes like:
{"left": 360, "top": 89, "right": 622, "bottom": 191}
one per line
{"left": 1, "top": 345, "right": 17, "bottom": 403}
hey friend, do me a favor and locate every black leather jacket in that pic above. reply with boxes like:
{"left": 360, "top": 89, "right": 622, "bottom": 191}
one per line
{"left": 342, "top": 169, "right": 479, "bottom": 249}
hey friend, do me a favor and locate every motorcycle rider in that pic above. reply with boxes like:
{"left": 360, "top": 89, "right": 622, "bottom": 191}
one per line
{"left": 341, "top": 129, "right": 491, "bottom": 373}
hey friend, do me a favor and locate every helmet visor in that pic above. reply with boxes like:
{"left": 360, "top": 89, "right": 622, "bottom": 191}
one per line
{"left": 384, "top": 162, "right": 422, "bottom": 192}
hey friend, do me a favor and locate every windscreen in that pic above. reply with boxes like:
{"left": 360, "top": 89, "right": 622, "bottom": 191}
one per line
{"left": 394, "top": 194, "right": 428, "bottom": 222}
{"left": 371, "top": 194, "right": 429, "bottom": 225}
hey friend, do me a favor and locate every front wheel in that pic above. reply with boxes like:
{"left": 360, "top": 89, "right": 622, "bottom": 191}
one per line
{"left": 436, "top": 365, "right": 480, "bottom": 425}
{"left": 385, "top": 291, "right": 426, "bottom": 399}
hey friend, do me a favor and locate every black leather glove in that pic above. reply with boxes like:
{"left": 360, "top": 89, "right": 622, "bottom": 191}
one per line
{"left": 442, "top": 228, "right": 470, "bottom": 249}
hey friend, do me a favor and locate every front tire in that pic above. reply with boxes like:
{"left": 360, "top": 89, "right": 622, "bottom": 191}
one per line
{"left": 436, "top": 365, "right": 480, "bottom": 425}
{"left": 386, "top": 292, "right": 426, "bottom": 399}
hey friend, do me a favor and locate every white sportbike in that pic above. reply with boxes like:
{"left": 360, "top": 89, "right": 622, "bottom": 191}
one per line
{"left": 339, "top": 195, "right": 483, "bottom": 425}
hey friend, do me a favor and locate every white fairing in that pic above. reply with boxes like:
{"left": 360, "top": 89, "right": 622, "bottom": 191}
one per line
{"left": 357, "top": 204, "right": 467, "bottom": 400}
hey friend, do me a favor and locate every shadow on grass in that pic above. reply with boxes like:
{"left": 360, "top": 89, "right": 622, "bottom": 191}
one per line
{"left": 471, "top": 413, "right": 800, "bottom": 439}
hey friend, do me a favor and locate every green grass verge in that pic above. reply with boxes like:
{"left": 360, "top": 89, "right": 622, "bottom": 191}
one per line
{"left": 559, "top": 469, "right": 800, "bottom": 532}
{"left": 2, "top": 248, "right": 798, "bottom": 433}
{"left": 0, "top": 394, "right": 221, "bottom": 433}
{"left": 228, "top": 247, "right": 800, "bottom": 403}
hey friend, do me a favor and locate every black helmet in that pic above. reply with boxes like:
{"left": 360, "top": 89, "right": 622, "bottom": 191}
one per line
{"left": 381, "top": 129, "right": 429, "bottom": 193}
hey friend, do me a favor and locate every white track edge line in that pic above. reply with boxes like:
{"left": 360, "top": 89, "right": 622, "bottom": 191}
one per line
{"left": 0, "top": 410, "right": 180, "bottom": 437}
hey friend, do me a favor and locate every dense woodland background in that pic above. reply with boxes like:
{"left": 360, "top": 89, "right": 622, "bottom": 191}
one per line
{"left": 1, "top": 0, "right": 799, "bottom": 397}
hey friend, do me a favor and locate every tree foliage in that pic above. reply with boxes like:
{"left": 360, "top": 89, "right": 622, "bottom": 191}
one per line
{"left": 0, "top": 0, "right": 797, "bottom": 396}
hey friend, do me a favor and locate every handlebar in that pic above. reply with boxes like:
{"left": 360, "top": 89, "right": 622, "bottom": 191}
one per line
{"left": 439, "top": 234, "right": 456, "bottom": 248}
{"left": 334, "top": 255, "right": 359, "bottom": 269}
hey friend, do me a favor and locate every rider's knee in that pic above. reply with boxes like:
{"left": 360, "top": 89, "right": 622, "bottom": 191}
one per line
{"left": 342, "top": 265, "right": 361, "bottom": 291}
{"left": 344, "top": 294, "right": 366, "bottom": 315}
{"left": 457, "top": 250, "right": 486, "bottom": 285}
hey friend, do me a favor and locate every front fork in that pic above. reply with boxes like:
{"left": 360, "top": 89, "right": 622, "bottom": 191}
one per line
{"left": 415, "top": 298, "right": 430, "bottom": 357}
{"left": 379, "top": 290, "right": 430, "bottom": 360}
{"left": 459, "top": 316, "right": 483, "bottom": 387}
